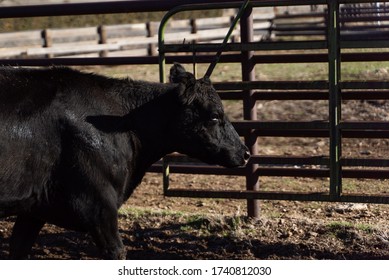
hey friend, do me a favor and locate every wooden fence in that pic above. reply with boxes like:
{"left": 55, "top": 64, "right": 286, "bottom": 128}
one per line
{"left": 0, "top": 13, "right": 273, "bottom": 59}
{"left": 3, "top": 3, "right": 388, "bottom": 60}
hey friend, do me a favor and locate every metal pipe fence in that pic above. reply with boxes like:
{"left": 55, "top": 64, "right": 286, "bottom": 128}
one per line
{"left": 157, "top": 0, "right": 389, "bottom": 218}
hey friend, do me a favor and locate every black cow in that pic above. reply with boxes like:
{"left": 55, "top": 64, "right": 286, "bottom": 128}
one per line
{"left": 0, "top": 64, "right": 249, "bottom": 259}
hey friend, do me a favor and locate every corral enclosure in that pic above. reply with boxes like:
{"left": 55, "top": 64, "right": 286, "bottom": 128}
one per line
{"left": 0, "top": 0, "right": 388, "bottom": 259}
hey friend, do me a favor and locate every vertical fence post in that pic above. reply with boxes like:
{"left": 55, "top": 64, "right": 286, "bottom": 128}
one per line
{"left": 229, "top": 15, "right": 238, "bottom": 42}
{"left": 327, "top": 0, "right": 342, "bottom": 198}
{"left": 190, "top": 18, "right": 198, "bottom": 76}
{"left": 158, "top": 14, "right": 169, "bottom": 195}
{"left": 190, "top": 18, "right": 198, "bottom": 40}
{"left": 240, "top": 4, "right": 260, "bottom": 218}
{"left": 41, "top": 29, "right": 53, "bottom": 58}
{"left": 97, "top": 25, "right": 108, "bottom": 57}
{"left": 146, "top": 22, "right": 157, "bottom": 56}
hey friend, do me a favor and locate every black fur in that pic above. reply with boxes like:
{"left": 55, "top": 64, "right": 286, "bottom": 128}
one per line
{"left": 0, "top": 64, "right": 249, "bottom": 259}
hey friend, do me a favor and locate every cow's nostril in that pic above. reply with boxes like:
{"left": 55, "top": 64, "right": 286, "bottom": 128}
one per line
{"left": 244, "top": 150, "right": 251, "bottom": 161}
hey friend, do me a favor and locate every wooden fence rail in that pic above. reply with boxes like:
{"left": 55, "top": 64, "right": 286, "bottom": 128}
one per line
{"left": 3, "top": 4, "right": 388, "bottom": 60}
{"left": 0, "top": 13, "right": 273, "bottom": 59}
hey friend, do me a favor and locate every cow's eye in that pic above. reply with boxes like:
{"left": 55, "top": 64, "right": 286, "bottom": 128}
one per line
{"left": 210, "top": 113, "right": 219, "bottom": 122}
{"left": 206, "top": 113, "right": 220, "bottom": 127}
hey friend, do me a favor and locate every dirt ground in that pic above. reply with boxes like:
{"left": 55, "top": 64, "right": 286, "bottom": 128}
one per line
{"left": 1, "top": 61, "right": 389, "bottom": 259}
{"left": 0, "top": 176, "right": 388, "bottom": 259}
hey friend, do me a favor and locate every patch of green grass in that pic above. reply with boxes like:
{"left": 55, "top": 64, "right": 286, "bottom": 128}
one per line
{"left": 118, "top": 206, "right": 147, "bottom": 218}
{"left": 118, "top": 205, "right": 185, "bottom": 219}
{"left": 355, "top": 223, "right": 374, "bottom": 234}
{"left": 183, "top": 214, "right": 209, "bottom": 228}
{"left": 258, "top": 62, "right": 328, "bottom": 81}
{"left": 267, "top": 210, "right": 283, "bottom": 219}
{"left": 342, "top": 178, "right": 389, "bottom": 195}
{"left": 327, "top": 221, "right": 353, "bottom": 230}
{"left": 325, "top": 221, "right": 354, "bottom": 239}
{"left": 341, "top": 181, "right": 358, "bottom": 192}
{"left": 326, "top": 221, "right": 375, "bottom": 236}
{"left": 341, "top": 61, "right": 389, "bottom": 80}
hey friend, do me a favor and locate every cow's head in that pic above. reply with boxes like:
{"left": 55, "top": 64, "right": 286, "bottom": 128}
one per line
{"left": 169, "top": 64, "right": 250, "bottom": 168}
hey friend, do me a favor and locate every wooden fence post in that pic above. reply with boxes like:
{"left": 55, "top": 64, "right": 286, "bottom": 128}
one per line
{"left": 190, "top": 18, "right": 198, "bottom": 44}
{"left": 41, "top": 29, "right": 53, "bottom": 58}
{"left": 189, "top": 18, "right": 198, "bottom": 77}
{"left": 146, "top": 22, "right": 157, "bottom": 56}
{"left": 97, "top": 25, "right": 108, "bottom": 57}
{"left": 229, "top": 15, "right": 238, "bottom": 42}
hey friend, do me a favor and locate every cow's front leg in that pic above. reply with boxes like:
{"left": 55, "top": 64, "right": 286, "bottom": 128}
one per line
{"left": 89, "top": 205, "right": 126, "bottom": 260}
{"left": 9, "top": 214, "right": 45, "bottom": 259}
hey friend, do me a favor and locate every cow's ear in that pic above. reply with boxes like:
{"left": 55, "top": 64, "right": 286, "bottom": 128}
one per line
{"left": 169, "top": 63, "right": 195, "bottom": 85}
{"left": 178, "top": 86, "right": 197, "bottom": 105}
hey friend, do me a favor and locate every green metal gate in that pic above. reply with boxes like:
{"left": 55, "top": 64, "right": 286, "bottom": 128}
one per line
{"left": 158, "top": 0, "right": 389, "bottom": 217}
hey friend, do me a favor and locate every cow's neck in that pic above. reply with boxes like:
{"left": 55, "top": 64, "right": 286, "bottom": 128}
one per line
{"left": 124, "top": 83, "right": 180, "bottom": 183}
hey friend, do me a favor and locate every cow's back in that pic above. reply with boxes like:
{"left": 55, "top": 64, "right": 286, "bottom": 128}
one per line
{"left": 0, "top": 67, "right": 125, "bottom": 217}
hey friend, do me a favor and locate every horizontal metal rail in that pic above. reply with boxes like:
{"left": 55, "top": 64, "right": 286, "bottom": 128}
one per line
{"left": 218, "top": 90, "right": 389, "bottom": 101}
{"left": 3, "top": 51, "right": 389, "bottom": 67}
{"left": 156, "top": 154, "right": 389, "bottom": 168}
{"left": 0, "top": 0, "right": 253, "bottom": 18}
{"left": 150, "top": 163, "right": 389, "bottom": 180}
{"left": 163, "top": 189, "right": 389, "bottom": 204}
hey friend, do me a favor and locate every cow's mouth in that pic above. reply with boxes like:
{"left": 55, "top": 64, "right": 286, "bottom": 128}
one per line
{"left": 217, "top": 146, "right": 251, "bottom": 168}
